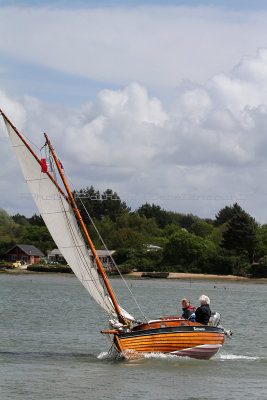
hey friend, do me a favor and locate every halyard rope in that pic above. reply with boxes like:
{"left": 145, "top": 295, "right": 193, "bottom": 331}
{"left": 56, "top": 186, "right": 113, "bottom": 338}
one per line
{"left": 75, "top": 192, "right": 150, "bottom": 325}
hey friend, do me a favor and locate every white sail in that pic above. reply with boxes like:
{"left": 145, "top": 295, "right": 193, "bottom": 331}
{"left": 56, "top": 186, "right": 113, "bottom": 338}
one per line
{"left": 3, "top": 116, "right": 133, "bottom": 320}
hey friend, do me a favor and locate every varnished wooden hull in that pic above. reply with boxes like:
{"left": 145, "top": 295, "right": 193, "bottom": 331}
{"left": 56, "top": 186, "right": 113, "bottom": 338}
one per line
{"left": 113, "top": 319, "right": 225, "bottom": 360}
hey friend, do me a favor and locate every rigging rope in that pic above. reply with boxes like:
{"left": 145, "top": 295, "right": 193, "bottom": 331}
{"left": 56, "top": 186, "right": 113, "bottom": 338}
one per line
{"left": 75, "top": 191, "right": 150, "bottom": 325}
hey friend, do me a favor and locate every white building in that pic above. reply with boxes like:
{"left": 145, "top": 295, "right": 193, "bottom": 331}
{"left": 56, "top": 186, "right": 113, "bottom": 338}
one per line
{"left": 47, "top": 248, "right": 115, "bottom": 268}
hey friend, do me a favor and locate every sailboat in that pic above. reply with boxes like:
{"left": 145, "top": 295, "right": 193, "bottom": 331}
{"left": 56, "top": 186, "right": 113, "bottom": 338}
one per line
{"left": 0, "top": 108, "right": 230, "bottom": 360}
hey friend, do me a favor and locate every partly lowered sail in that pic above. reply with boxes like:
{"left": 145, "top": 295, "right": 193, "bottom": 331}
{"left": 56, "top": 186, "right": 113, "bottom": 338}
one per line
{"left": 2, "top": 114, "right": 133, "bottom": 320}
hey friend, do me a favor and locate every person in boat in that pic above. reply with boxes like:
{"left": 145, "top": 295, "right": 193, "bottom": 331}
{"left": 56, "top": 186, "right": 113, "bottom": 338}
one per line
{"left": 181, "top": 298, "right": 196, "bottom": 321}
{"left": 195, "top": 295, "right": 211, "bottom": 325}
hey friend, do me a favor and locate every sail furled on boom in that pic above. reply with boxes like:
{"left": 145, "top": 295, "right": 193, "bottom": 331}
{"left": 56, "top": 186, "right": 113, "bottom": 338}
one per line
{"left": 2, "top": 114, "right": 129, "bottom": 319}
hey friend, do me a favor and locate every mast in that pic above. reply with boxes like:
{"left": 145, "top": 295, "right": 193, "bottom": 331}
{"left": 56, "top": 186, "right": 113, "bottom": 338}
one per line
{"left": 44, "top": 133, "right": 125, "bottom": 324}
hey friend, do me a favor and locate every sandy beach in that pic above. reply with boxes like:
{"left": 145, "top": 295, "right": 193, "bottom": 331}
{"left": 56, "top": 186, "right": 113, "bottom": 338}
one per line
{"left": 127, "top": 271, "right": 267, "bottom": 281}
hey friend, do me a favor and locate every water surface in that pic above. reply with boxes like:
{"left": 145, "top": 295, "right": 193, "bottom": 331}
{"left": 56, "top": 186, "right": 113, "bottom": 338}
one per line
{"left": 0, "top": 274, "right": 266, "bottom": 400}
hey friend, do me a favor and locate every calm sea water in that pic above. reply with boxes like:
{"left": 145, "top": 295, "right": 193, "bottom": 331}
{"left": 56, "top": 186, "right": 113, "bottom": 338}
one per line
{"left": 0, "top": 273, "right": 266, "bottom": 400}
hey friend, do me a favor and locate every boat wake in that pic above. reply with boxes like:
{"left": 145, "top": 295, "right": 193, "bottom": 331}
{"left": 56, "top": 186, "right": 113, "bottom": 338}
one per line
{"left": 97, "top": 351, "right": 111, "bottom": 359}
{"left": 142, "top": 352, "right": 262, "bottom": 362}
{"left": 98, "top": 350, "right": 196, "bottom": 361}
{"left": 98, "top": 350, "right": 262, "bottom": 363}
{"left": 97, "top": 350, "right": 124, "bottom": 361}
{"left": 143, "top": 352, "right": 177, "bottom": 359}
{"left": 216, "top": 353, "right": 260, "bottom": 361}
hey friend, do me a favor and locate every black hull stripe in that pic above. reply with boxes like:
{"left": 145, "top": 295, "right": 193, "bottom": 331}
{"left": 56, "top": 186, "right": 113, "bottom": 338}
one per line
{"left": 119, "top": 326, "right": 223, "bottom": 339}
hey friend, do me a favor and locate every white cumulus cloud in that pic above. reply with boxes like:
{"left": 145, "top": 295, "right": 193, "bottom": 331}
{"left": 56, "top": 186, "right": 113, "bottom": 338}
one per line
{"left": 2, "top": 50, "right": 267, "bottom": 221}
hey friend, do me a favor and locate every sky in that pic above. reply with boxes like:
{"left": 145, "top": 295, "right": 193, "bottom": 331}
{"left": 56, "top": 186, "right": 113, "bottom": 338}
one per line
{"left": 2, "top": 1, "right": 267, "bottom": 223}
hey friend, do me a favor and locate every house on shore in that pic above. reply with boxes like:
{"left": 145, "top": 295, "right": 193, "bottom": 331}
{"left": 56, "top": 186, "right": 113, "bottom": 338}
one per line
{"left": 5, "top": 244, "right": 44, "bottom": 264}
{"left": 47, "top": 248, "right": 115, "bottom": 268}
{"left": 89, "top": 250, "right": 115, "bottom": 268}
{"left": 47, "top": 249, "right": 66, "bottom": 264}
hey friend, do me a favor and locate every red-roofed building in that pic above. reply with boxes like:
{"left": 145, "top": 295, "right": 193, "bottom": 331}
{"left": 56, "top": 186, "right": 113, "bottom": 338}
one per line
{"left": 5, "top": 244, "right": 44, "bottom": 264}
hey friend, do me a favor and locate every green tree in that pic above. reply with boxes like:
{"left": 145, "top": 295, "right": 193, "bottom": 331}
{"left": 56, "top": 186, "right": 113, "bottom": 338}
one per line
{"left": 214, "top": 203, "right": 244, "bottom": 226}
{"left": 12, "top": 213, "right": 28, "bottom": 226}
{"left": 209, "top": 223, "right": 228, "bottom": 246}
{"left": 255, "top": 224, "right": 267, "bottom": 259}
{"left": 189, "top": 221, "right": 214, "bottom": 238}
{"left": 114, "top": 247, "right": 163, "bottom": 272}
{"left": 163, "top": 229, "right": 215, "bottom": 268}
{"left": 20, "top": 225, "right": 55, "bottom": 254}
{"left": 0, "top": 209, "right": 21, "bottom": 242}
{"left": 176, "top": 214, "right": 200, "bottom": 230}
{"left": 222, "top": 213, "right": 258, "bottom": 263}
{"left": 201, "top": 252, "right": 235, "bottom": 275}
{"left": 0, "top": 240, "right": 16, "bottom": 260}
{"left": 101, "top": 189, "right": 130, "bottom": 222}
{"left": 137, "top": 203, "right": 173, "bottom": 228}
{"left": 91, "top": 213, "right": 164, "bottom": 250}
{"left": 108, "top": 227, "right": 146, "bottom": 250}
{"left": 249, "top": 256, "right": 267, "bottom": 278}
{"left": 73, "top": 186, "right": 105, "bottom": 221}
{"left": 74, "top": 186, "right": 130, "bottom": 222}
{"left": 162, "top": 224, "right": 181, "bottom": 237}
{"left": 27, "top": 213, "right": 45, "bottom": 226}
{"left": 116, "top": 213, "right": 162, "bottom": 241}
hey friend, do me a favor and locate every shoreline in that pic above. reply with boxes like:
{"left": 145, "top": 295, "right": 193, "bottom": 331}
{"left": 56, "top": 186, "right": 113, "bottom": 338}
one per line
{"left": 126, "top": 271, "right": 253, "bottom": 281}
{"left": 1, "top": 268, "right": 267, "bottom": 282}
{"left": 127, "top": 271, "right": 267, "bottom": 282}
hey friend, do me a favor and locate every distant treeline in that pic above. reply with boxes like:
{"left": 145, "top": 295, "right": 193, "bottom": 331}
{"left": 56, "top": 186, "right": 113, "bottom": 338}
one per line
{"left": 1, "top": 186, "right": 267, "bottom": 277}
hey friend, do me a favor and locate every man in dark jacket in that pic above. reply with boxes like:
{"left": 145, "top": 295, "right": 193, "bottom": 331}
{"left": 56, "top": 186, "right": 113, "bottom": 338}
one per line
{"left": 195, "top": 295, "right": 211, "bottom": 325}
{"left": 181, "top": 298, "right": 196, "bottom": 321}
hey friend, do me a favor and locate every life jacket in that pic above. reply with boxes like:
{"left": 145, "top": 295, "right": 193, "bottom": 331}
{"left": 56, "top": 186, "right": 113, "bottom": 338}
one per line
{"left": 184, "top": 305, "right": 196, "bottom": 322}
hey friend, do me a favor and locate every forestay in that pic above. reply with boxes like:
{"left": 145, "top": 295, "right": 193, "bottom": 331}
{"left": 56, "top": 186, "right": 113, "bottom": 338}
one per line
{"left": 3, "top": 116, "right": 131, "bottom": 319}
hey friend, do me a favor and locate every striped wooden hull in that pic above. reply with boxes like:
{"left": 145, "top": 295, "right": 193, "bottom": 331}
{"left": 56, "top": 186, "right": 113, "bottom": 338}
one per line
{"left": 113, "top": 319, "right": 225, "bottom": 360}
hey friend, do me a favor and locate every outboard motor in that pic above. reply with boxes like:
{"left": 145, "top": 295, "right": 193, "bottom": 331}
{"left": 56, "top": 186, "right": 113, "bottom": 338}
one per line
{"left": 223, "top": 328, "right": 233, "bottom": 338}
{"left": 210, "top": 312, "right": 221, "bottom": 327}
{"left": 210, "top": 313, "right": 233, "bottom": 338}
